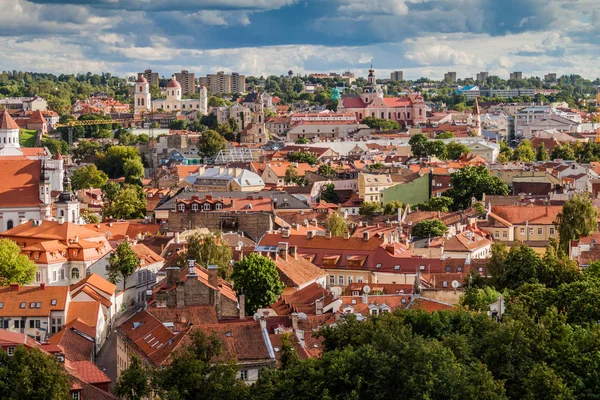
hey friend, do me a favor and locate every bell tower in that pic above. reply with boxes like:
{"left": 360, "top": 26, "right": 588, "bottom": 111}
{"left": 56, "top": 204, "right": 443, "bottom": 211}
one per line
{"left": 134, "top": 75, "right": 151, "bottom": 116}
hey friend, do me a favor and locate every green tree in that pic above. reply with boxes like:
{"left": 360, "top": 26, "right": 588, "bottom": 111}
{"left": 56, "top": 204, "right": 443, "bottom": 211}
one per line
{"left": 72, "top": 140, "right": 101, "bottom": 162}
{"left": 556, "top": 192, "right": 597, "bottom": 252}
{"left": 123, "top": 158, "right": 144, "bottom": 185}
{"left": 536, "top": 143, "right": 550, "bottom": 161}
{"left": 117, "top": 130, "right": 138, "bottom": 146}
{"left": 460, "top": 286, "right": 502, "bottom": 311}
{"left": 522, "top": 363, "right": 574, "bottom": 400}
{"left": 320, "top": 183, "right": 338, "bottom": 203}
{"left": 511, "top": 140, "right": 536, "bottom": 162}
{"left": 95, "top": 145, "right": 142, "bottom": 179}
{"left": 107, "top": 241, "right": 140, "bottom": 289}
{"left": 409, "top": 133, "right": 429, "bottom": 157}
{"left": 551, "top": 143, "right": 576, "bottom": 160}
{"left": 437, "top": 131, "right": 455, "bottom": 139}
{"left": 0, "top": 239, "right": 36, "bottom": 286}
{"left": 317, "top": 164, "right": 336, "bottom": 179}
{"left": 114, "top": 355, "right": 150, "bottom": 400}
{"left": 494, "top": 244, "right": 541, "bottom": 290}
{"left": 383, "top": 200, "right": 403, "bottom": 215}
{"left": 232, "top": 253, "right": 284, "bottom": 315}
{"left": 0, "top": 346, "right": 71, "bottom": 400}
{"left": 445, "top": 166, "right": 509, "bottom": 210}
{"left": 152, "top": 330, "right": 248, "bottom": 400}
{"left": 284, "top": 165, "right": 299, "bottom": 185}
{"left": 182, "top": 232, "right": 234, "bottom": 279}
{"left": 70, "top": 164, "right": 108, "bottom": 191}
{"left": 41, "top": 138, "right": 69, "bottom": 156}
{"left": 359, "top": 202, "right": 383, "bottom": 216}
{"left": 324, "top": 212, "right": 349, "bottom": 236}
{"left": 413, "top": 197, "right": 454, "bottom": 212}
{"left": 296, "top": 137, "right": 309, "bottom": 144}
{"left": 425, "top": 140, "right": 448, "bottom": 159}
{"left": 361, "top": 116, "right": 401, "bottom": 130}
{"left": 411, "top": 219, "right": 449, "bottom": 237}
{"left": 168, "top": 119, "right": 188, "bottom": 130}
{"left": 498, "top": 141, "right": 513, "bottom": 163}
{"left": 137, "top": 133, "right": 150, "bottom": 145}
{"left": 198, "top": 130, "right": 227, "bottom": 158}
{"left": 447, "top": 141, "right": 470, "bottom": 160}
{"left": 101, "top": 181, "right": 121, "bottom": 206}
{"left": 103, "top": 184, "right": 146, "bottom": 219}
{"left": 537, "top": 238, "right": 580, "bottom": 288}
{"left": 287, "top": 151, "right": 318, "bottom": 165}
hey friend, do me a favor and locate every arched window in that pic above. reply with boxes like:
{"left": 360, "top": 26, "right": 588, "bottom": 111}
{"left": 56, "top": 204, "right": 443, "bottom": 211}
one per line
{"left": 139, "top": 86, "right": 142, "bottom": 92}
{"left": 177, "top": 203, "right": 185, "bottom": 212}
{"left": 191, "top": 203, "right": 198, "bottom": 212}
{"left": 60, "top": 210, "right": 64, "bottom": 217}
{"left": 6, "top": 220, "right": 13, "bottom": 230}
{"left": 203, "top": 203, "right": 211, "bottom": 211}
{"left": 71, "top": 268, "right": 80, "bottom": 279}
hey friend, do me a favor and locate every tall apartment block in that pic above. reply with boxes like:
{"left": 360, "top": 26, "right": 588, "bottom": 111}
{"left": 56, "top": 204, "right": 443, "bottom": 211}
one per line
{"left": 138, "top": 69, "right": 160, "bottom": 86}
{"left": 231, "top": 72, "right": 246, "bottom": 93}
{"left": 476, "top": 71, "right": 489, "bottom": 82}
{"left": 444, "top": 72, "right": 457, "bottom": 82}
{"left": 544, "top": 73, "right": 557, "bottom": 81}
{"left": 390, "top": 71, "right": 404, "bottom": 81}
{"left": 174, "top": 70, "right": 196, "bottom": 95}
{"left": 202, "top": 72, "right": 246, "bottom": 94}
{"left": 510, "top": 71, "right": 523, "bottom": 80}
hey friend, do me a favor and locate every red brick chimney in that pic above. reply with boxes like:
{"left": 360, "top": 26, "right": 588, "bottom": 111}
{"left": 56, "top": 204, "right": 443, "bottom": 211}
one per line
{"left": 39, "top": 283, "right": 46, "bottom": 290}
{"left": 9, "top": 283, "right": 19, "bottom": 291}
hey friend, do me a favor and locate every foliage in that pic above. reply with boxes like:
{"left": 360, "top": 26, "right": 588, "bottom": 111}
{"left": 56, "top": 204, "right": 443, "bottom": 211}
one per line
{"left": 72, "top": 140, "right": 101, "bottom": 162}
{"left": 536, "top": 144, "right": 550, "bottom": 161}
{"left": 324, "top": 212, "right": 349, "bottom": 236}
{"left": 425, "top": 140, "right": 448, "bottom": 160}
{"left": 411, "top": 219, "right": 449, "bottom": 238}
{"left": 316, "top": 165, "right": 336, "bottom": 179}
{"left": 359, "top": 202, "right": 383, "bottom": 216}
{"left": 460, "top": 286, "right": 502, "bottom": 311}
{"left": 231, "top": 253, "right": 284, "bottom": 315}
{"left": 437, "top": 131, "right": 455, "bottom": 139}
{"left": 152, "top": 330, "right": 248, "bottom": 400}
{"left": 95, "top": 145, "right": 143, "bottom": 179}
{"left": 284, "top": 165, "right": 299, "bottom": 185}
{"left": 107, "top": 241, "right": 140, "bottom": 288}
{"left": 80, "top": 209, "right": 99, "bottom": 224}
{"left": 511, "top": 140, "right": 536, "bottom": 162}
{"left": 0, "top": 239, "right": 36, "bottom": 286}
{"left": 368, "top": 162, "right": 385, "bottom": 170}
{"left": 447, "top": 141, "right": 470, "bottom": 160}
{"left": 383, "top": 200, "right": 403, "bottom": 215}
{"left": 413, "top": 197, "right": 454, "bottom": 212}
{"left": 320, "top": 183, "right": 338, "bottom": 203}
{"left": 180, "top": 232, "right": 234, "bottom": 279}
{"left": 168, "top": 119, "right": 188, "bottom": 130}
{"left": 103, "top": 184, "right": 146, "bottom": 219}
{"left": 0, "top": 345, "right": 71, "bottom": 400}
{"left": 114, "top": 355, "right": 150, "bottom": 400}
{"left": 123, "top": 158, "right": 144, "bottom": 185}
{"left": 296, "top": 137, "right": 309, "bottom": 144}
{"left": 198, "top": 130, "right": 227, "bottom": 158}
{"left": 445, "top": 166, "right": 509, "bottom": 210}
{"left": 409, "top": 133, "right": 429, "bottom": 157}
{"left": 556, "top": 192, "right": 597, "bottom": 252}
{"left": 287, "top": 151, "right": 318, "bottom": 165}
{"left": 41, "top": 138, "right": 69, "bottom": 156}
{"left": 492, "top": 244, "right": 541, "bottom": 290}
{"left": 551, "top": 143, "right": 576, "bottom": 160}
{"left": 70, "top": 164, "right": 108, "bottom": 191}
{"left": 361, "top": 116, "right": 401, "bottom": 130}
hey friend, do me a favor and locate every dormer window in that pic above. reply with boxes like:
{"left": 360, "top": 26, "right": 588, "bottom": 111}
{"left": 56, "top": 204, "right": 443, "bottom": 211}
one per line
{"left": 215, "top": 203, "right": 223, "bottom": 210}
{"left": 177, "top": 203, "right": 185, "bottom": 212}
{"left": 203, "top": 203, "right": 211, "bottom": 211}
{"left": 191, "top": 203, "right": 199, "bottom": 212}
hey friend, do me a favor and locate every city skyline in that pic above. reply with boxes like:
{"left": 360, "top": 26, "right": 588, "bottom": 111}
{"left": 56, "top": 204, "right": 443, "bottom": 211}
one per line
{"left": 1, "top": 0, "right": 599, "bottom": 80}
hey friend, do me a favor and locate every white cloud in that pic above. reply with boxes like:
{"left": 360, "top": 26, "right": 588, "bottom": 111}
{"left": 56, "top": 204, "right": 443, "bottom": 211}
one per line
{"left": 405, "top": 44, "right": 483, "bottom": 67}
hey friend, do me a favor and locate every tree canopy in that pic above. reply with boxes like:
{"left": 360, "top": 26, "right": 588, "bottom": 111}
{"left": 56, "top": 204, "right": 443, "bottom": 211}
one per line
{"left": 180, "top": 232, "right": 234, "bottom": 279}
{"left": 0, "top": 239, "right": 36, "bottom": 286}
{"left": 107, "top": 241, "right": 140, "bottom": 289}
{"left": 324, "top": 212, "right": 349, "bottom": 236}
{"left": 555, "top": 192, "right": 597, "bottom": 252}
{"left": 411, "top": 219, "right": 449, "bottom": 238}
{"left": 445, "top": 166, "right": 509, "bottom": 210}
{"left": 70, "top": 164, "right": 108, "bottom": 191}
{"left": 231, "top": 253, "right": 284, "bottom": 315}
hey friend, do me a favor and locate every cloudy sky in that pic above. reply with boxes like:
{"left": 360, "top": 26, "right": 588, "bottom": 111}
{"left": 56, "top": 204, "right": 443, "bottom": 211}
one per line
{"left": 1, "top": 0, "right": 599, "bottom": 80}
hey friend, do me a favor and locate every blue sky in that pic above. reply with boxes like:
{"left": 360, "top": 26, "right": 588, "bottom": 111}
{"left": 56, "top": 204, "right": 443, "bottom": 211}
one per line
{"left": 1, "top": 0, "right": 599, "bottom": 80}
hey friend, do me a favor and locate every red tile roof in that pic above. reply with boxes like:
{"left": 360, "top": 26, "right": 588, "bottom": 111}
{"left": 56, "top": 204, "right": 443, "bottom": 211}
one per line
{"left": 0, "top": 284, "right": 68, "bottom": 317}
{"left": 48, "top": 321, "right": 95, "bottom": 361}
{"left": 275, "top": 254, "right": 326, "bottom": 288}
{"left": 67, "top": 302, "right": 100, "bottom": 329}
{"left": 0, "top": 159, "right": 41, "bottom": 207}
{"left": 70, "top": 273, "right": 116, "bottom": 296}
{"left": 68, "top": 360, "right": 111, "bottom": 384}
{"left": 0, "top": 110, "right": 19, "bottom": 129}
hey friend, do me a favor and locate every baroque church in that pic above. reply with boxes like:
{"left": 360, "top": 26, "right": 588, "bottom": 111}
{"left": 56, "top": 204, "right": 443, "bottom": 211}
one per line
{"left": 134, "top": 75, "right": 208, "bottom": 116}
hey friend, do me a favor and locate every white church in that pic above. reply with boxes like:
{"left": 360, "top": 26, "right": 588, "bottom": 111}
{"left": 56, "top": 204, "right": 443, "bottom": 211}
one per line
{"left": 134, "top": 75, "right": 208, "bottom": 116}
{"left": 0, "top": 110, "right": 79, "bottom": 231}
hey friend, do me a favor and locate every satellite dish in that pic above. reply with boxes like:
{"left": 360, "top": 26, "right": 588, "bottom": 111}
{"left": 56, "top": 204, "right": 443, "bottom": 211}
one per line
{"left": 297, "top": 312, "right": 308, "bottom": 321}
{"left": 451, "top": 280, "right": 460, "bottom": 289}
{"left": 252, "top": 313, "right": 261, "bottom": 321}
{"left": 363, "top": 285, "right": 371, "bottom": 294}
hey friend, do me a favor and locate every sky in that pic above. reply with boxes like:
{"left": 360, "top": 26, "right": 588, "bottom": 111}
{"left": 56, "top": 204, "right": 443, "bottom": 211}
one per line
{"left": 1, "top": 0, "right": 599, "bottom": 80}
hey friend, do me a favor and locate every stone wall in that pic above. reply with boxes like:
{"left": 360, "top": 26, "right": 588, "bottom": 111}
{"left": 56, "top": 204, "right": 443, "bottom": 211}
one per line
{"left": 168, "top": 211, "right": 273, "bottom": 241}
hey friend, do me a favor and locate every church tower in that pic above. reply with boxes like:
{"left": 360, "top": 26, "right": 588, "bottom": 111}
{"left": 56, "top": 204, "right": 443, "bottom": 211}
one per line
{"left": 55, "top": 173, "right": 80, "bottom": 224}
{"left": 134, "top": 75, "right": 151, "bottom": 116}
{"left": 0, "top": 109, "right": 22, "bottom": 156}
{"left": 362, "top": 66, "right": 384, "bottom": 104}
{"left": 39, "top": 161, "right": 52, "bottom": 220}
{"left": 472, "top": 97, "right": 482, "bottom": 136}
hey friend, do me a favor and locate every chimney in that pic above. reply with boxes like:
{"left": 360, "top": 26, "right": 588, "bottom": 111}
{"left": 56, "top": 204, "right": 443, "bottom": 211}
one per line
{"left": 57, "top": 217, "right": 65, "bottom": 225}
{"left": 344, "top": 231, "right": 350, "bottom": 239}
{"left": 175, "top": 232, "right": 180, "bottom": 244}
{"left": 386, "top": 244, "right": 395, "bottom": 255}
{"left": 39, "top": 283, "right": 46, "bottom": 290}
{"left": 289, "top": 245, "right": 298, "bottom": 259}
{"left": 303, "top": 220, "right": 309, "bottom": 228}
{"left": 363, "top": 231, "right": 370, "bottom": 241}
{"left": 307, "top": 230, "right": 315, "bottom": 239}
{"left": 312, "top": 218, "right": 318, "bottom": 227}
{"left": 206, "top": 194, "right": 213, "bottom": 201}
{"left": 277, "top": 242, "right": 289, "bottom": 260}
{"left": 9, "top": 283, "right": 19, "bottom": 292}
{"left": 315, "top": 299, "right": 324, "bottom": 316}
{"left": 207, "top": 265, "right": 219, "bottom": 288}
{"left": 325, "top": 230, "right": 332, "bottom": 238}
{"left": 291, "top": 313, "right": 299, "bottom": 330}
{"left": 123, "top": 235, "right": 129, "bottom": 243}
{"left": 239, "top": 294, "right": 245, "bottom": 319}
{"left": 166, "top": 267, "right": 180, "bottom": 287}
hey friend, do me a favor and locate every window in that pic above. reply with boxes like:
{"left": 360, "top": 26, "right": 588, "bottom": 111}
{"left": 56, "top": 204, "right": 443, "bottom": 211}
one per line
{"left": 0, "top": 302, "right": 3, "bottom": 309}
{"left": 60, "top": 268, "right": 65, "bottom": 280}
{"left": 538, "top": 228, "right": 543, "bottom": 235}
{"left": 348, "top": 276, "right": 353, "bottom": 284}
{"left": 529, "top": 228, "right": 534, "bottom": 236}
{"left": 6, "top": 220, "right": 13, "bottom": 230}
{"left": 191, "top": 203, "right": 199, "bottom": 212}
{"left": 494, "top": 231, "right": 499, "bottom": 238}
{"left": 357, "top": 276, "right": 364, "bottom": 283}
{"left": 352, "top": 291, "right": 360, "bottom": 296}
{"left": 177, "top": 203, "right": 185, "bottom": 212}
{"left": 7, "top": 347, "right": 14, "bottom": 356}
{"left": 30, "top": 302, "right": 35, "bottom": 308}
{"left": 19, "top": 302, "right": 25, "bottom": 309}
{"left": 394, "top": 265, "right": 400, "bottom": 270}
{"left": 503, "top": 231, "right": 508, "bottom": 238}
{"left": 51, "top": 318, "right": 62, "bottom": 334}
{"left": 550, "top": 228, "right": 555, "bottom": 235}
{"left": 419, "top": 265, "right": 425, "bottom": 271}
{"left": 36, "top": 302, "right": 41, "bottom": 309}
{"left": 52, "top": 271, "right": 57, "bottom": 282}
{"left": 35, "top": 272, "right": 41, "bottom": 282}
{"left": 338, "top": 275, "right": 344, "bottom": 285}
{"left": 30, "top": 320, "right": 35, "bottom": 329}
{"left": 442, "top": 281, "right": 448, "bottom": 288}
{"left": 72, "top": 391, "right": 80, "bottom": 400}
{"left": 51, "top": 299, "right": 57, "bottom": 306}
{"left": 329, "top": 275, "right": 335, "bottom": 285}
{"left": 520, "top": 228, "right": 525, "bottom": 235}
{"left": 203, "top": 203, "right": 211, "bottom": 211}
{"left": 71, "top": 268, "right": 80, "bottom": 279}
{"left": 215, "top": 203, "right": 223, "bottom": 210}
{"left": 445, "top": 266, "right": 451, "bottom": 272}
{"left": 240, "top": 370, "right": 248, "bottom": 381}
{"left": 14, "top": 320, "right": 20, "bottom": 329}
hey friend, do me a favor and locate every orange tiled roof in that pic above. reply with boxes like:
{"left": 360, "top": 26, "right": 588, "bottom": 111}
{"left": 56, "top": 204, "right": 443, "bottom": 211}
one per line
{"left": 0, "top": 285, "right": 68, "bottom": 317}
{"left": 0, "top": 110, "right": 19, "bottom": 129}
{"left": 0, "top": 159, "right": 42, "bottom": 207}
{"left": 70, "top": 273, "right": 116, "bottom": 296}
{"left": 132, "top": 243, "right": 165, "bottom": 267}
{"left": 67, "top": 302, "right": 100, "bottom": 329}
{"left": 48, "top": 320, "right": 95, "bottom": 361}
{"left": 275, "top": 254, "right": 326, "bottom": 288}
{"left": 68, "top": 360, "right": 111, "bottom": 384}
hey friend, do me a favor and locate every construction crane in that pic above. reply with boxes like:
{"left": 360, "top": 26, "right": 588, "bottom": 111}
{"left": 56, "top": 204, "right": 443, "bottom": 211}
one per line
{"left": 55, "top": 118, "right": 141, "bottom": 145}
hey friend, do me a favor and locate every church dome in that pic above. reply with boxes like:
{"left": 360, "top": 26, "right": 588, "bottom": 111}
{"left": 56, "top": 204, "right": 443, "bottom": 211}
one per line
{"left": 167, "top": 78, "right": 181, "bottom": 88}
